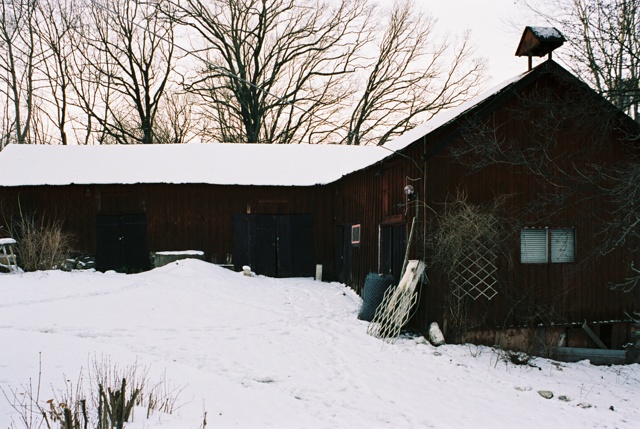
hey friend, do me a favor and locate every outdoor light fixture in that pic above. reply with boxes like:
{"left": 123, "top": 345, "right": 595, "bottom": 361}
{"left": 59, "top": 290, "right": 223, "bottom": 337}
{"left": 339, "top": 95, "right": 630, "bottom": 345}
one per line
{"left": 404, "top": 184, "right": 415, "bottom": 197}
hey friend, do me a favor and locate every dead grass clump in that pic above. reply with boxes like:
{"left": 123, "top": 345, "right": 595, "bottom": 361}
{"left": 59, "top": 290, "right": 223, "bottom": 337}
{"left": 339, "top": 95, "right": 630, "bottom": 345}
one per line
{"left": 7, "top": 209, "right": 74, "bottom": 272}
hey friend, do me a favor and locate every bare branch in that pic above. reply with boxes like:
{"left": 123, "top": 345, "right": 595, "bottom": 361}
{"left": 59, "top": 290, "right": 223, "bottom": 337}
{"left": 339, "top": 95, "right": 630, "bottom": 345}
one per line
{"left": 524, "top": 0, "right": 640, "bottom": 121}
{"left": 346, "top": 1, "right": 486, "bottom": 146}
{"left": 171, "top": 0, "right": 372, "bottom": 144}
{"left": 72, "top": 0, "right": 178, "bottom": 144}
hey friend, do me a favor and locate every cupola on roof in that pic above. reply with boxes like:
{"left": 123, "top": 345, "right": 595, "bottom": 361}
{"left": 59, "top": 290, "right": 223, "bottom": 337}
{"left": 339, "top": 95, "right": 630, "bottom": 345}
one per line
{"left": 515, "top": 26, "right": 565, "bottom": 58}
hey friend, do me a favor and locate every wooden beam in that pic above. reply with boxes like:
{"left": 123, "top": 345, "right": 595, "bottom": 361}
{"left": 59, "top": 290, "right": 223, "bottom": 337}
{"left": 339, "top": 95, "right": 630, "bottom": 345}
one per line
{"left": 582, "top": 321, "right": 608, "bottom": 349}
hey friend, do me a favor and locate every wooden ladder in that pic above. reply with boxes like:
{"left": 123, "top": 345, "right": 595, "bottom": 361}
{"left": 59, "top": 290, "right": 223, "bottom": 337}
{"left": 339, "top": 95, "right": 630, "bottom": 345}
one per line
{"left": 0, "top": 238, "right": 18, "bottom": 272}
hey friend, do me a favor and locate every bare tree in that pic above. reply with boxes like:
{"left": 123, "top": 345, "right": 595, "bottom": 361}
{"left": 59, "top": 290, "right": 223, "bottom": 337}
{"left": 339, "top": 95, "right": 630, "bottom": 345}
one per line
{"left": 171, "top": 0, "right": 485, "bottom": 145}
{"left": 33, "top": 0, "right": 79, "bottom": 145}
{"left": 525, "top": 0, "right": 640, "bottom": 121}
{"left": 2, "top": 0, "right": 484, "bottom": 147}
{"left": 66, "top": 1, "right": 108, "bottom": 146}
{"left": 598, "top": 156, "right": 640, "bottom": 291}
{"left": 73, "top": 0, "right": 177, "bottom": 144}
{"left": 0, "top": 0, "right": 39, "bottom": 146}
{"left": 170, "top": 0, "right": 373, "bottom": 144}
{"left": 153, "top": 91, "right": 195, "bottom": 144}
{"left": 346, "top": 1, "right": 485, "bottom": 146}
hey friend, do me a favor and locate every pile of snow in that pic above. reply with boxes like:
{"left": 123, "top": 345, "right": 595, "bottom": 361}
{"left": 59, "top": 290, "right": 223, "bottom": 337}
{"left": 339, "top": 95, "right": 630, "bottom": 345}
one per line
{"left": 1, "top": 260, "right": 638, "bottom": 428}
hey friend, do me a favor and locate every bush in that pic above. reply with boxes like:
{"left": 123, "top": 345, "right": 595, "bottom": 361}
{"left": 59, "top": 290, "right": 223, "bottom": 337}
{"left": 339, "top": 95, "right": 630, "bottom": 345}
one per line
{"left": 424, "top": 190, "right": 512, "bottom": 342}
{"left": 7, "top": 209, "right": 75, "bottom": 272}
{"left": 1, "top": 356, "right": 186, "bottom": 429}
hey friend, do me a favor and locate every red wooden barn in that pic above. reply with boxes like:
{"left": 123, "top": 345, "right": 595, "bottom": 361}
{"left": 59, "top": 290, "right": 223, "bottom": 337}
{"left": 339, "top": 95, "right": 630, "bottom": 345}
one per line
{"left": 1, "top": 56, "right": 638, "bottom": 352}
{"left": 332, "top": 59, "right": 640, "bottom": 352}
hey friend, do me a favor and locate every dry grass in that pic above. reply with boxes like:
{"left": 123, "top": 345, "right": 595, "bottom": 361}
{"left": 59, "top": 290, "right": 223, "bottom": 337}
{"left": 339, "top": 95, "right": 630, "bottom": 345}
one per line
{"left": 6, "top": 208, "right": 74, "bottom": 272}
{"left": 427, "top": 190, "right": 511, "bottom": 274}
{"left": 2, "top": 356, "right": 185, "bottom": 429}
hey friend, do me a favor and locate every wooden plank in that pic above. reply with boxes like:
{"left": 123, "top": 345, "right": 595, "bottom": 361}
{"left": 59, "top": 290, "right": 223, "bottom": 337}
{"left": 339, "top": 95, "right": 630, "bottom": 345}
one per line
{"left": 582, "top": 321, "right": 608, "bottom": 350}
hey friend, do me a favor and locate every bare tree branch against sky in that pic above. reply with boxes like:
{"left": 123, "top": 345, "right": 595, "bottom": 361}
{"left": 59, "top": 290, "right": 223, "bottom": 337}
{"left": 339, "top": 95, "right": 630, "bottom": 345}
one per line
{"left": 1, "top": 0, "right": 618, "bottom": 146}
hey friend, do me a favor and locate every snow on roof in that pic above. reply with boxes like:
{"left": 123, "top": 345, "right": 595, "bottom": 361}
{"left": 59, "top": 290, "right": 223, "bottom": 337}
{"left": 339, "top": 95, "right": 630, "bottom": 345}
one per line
{"left": 529, "top": 26, "right": 564, "bottom": 41}
{"left": 0, "top": 143, "right": 388, "bottom": 187}
{"left": 0, "top": 68, "right": 533, "bottom": 188}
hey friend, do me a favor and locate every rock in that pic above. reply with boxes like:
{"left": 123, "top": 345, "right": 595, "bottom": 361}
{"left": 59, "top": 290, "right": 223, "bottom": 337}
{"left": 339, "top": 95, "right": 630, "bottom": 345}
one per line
{"left": 577, "top": 402, "right": 592, "bottom": 409}
{"left": 515, "top": 386, "right": 532, "bottom": 392}
{"left": 538, "top": 390, "right": 554, "bottom": 399}
{"left": 428, "top": 322, "right": 445, "bottom": 346}
{"left": 413, "top": 336, "right": 429, "bottom": 345}
{"left": 558, "top": 395, "right": 571, "bottom": 402}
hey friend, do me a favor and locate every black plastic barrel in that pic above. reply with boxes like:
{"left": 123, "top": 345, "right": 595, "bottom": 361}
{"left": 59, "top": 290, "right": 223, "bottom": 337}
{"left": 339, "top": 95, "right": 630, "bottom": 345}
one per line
{"left": 358, "top": 273, "right": 395, "bottom": 321}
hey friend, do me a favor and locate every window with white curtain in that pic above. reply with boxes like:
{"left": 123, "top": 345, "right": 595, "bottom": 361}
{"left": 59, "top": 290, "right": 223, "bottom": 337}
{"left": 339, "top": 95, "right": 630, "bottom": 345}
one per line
{"left": 520, "top": 227, "right": 575, "bottom": 264}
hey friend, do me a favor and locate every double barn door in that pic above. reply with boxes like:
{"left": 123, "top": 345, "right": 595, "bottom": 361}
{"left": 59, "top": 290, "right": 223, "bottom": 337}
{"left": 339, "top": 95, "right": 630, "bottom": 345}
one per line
{"left": 234, "top": 214, "right": 314, "bottom": 278}
{"left": 96, "top": 214, "right": 149, "bottom": 273}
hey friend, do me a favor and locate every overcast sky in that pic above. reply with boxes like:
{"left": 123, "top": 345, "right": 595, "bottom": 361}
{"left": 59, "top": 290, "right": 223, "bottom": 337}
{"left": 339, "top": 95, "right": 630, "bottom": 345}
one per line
{"left": 413, "top": 0, "right": 546, "bottom": 87}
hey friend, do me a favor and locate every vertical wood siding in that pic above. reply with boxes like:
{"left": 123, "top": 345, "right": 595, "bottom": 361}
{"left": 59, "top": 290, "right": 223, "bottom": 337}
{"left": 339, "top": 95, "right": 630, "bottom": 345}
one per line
{"left": 0, "top": 184, "right": 336, "bottom": 277}
{"left": 332, "top": 73, "right": 639, "bottom": 341}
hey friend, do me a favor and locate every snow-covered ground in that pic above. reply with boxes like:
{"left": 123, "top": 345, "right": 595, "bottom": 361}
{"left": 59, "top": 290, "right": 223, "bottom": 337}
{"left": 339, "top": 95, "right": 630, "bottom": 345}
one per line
{"left": 1, "top": 260, "right": 638, "bottom": 428}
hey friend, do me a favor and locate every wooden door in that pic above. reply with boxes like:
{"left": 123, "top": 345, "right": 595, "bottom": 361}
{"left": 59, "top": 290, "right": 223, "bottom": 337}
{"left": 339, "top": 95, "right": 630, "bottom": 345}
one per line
{"left": 233, "top": 214, "right": 314, "bottom": 277}
{"left": 335, "top": 225, "right": 353, "bottom": 285}
{"left": 96, "top": 214, "right": 149, "bottom": 273}
{"left": 380, "top": 224, "right": 406, "bottom": 283}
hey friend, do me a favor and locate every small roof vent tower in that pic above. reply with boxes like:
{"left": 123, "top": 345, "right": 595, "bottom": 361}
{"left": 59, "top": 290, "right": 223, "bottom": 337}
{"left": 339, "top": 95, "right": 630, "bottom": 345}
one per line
{"left": 515, "top": 26, "right": 566, "bottom": 70}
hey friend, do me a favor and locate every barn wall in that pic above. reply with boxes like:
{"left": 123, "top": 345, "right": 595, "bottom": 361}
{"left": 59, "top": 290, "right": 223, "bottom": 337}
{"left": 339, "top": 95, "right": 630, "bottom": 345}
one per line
{"left": 0, "top": 183, "right": 335, "bottom": 277}
{"left": 332, "top": 67, "right": 640, "bottom": 348}
{"left": 418, "top": 120, "right": 640, "bottom": 341}
{"left": 331, "top": 142, "right": 432, "bottom": 291}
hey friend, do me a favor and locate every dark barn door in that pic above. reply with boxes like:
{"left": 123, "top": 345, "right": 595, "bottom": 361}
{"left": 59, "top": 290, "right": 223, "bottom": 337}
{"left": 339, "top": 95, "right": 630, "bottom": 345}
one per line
{"left": 335, "top": 225, "right": 353, "bottom": 285}
{"left": 255, "top": 215, "right": 278, "bottom": 276}
{"left": 96, "top": 214, "right": 149, "bottom": 273}
{"left": 277, "top": 215, "right": 315, "bottom": 277}
{"left": 234, "top": 214, "right": 314, "bottom": 277}
{"left": 380, "top": 224, "right": 406, "bottom": 283}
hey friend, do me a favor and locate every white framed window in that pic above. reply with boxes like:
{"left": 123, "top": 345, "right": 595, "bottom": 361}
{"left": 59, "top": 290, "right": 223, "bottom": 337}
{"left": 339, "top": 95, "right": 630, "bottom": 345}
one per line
{"left": 520, "top": 227, "right": 575, "bottom": 264}
{"left": 351, "top": 224, "right": 361, "bottom": 246}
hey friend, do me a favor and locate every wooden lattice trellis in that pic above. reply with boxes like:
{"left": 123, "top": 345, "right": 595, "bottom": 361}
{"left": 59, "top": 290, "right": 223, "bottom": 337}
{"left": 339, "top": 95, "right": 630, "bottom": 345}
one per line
{"left": 451, "top": 237, "right": 498, "bottom": 301}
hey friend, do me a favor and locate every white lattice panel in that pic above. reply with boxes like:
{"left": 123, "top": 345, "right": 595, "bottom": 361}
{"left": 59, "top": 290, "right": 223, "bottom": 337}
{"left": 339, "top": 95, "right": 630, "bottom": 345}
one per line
{"left": 451, "top": 239, "right": 498, "bottom": 301}
{"left": 367, "top": 261, "right": 425, "bottom": 343}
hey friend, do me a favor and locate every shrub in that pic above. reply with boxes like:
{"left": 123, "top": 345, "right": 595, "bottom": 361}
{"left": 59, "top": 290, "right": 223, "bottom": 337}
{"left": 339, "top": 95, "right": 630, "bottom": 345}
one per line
{"left": 1, "top": 356, "right": 185, "bottom": 429}
{"left": 424, "top": 190, "right": 512, "bottom": 341}
{"left": 7, "top": 208, "right": 75, "bottom": 272}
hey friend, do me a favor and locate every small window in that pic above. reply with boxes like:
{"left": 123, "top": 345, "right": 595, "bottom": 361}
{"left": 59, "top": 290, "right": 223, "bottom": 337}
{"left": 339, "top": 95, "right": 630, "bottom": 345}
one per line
{"left": 520, "top": 227, "right": 575, "bottom": 264}
{"left": 550, "top": 229, "right": 575, "bottom": 263}
{"left": 521, "top": 228, "right": 548, "bottom": 263}
{"left": 351, "top": 224, "right": 361, "bottom": 246}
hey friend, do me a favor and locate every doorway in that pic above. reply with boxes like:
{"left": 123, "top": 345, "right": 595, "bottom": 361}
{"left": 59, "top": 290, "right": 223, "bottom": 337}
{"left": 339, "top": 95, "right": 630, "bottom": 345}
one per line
{"left": 335, "top": 224, "right": 353, "bottom": 285}
{"left": 96, "top": 214, "right": 149, "bottom": 273}
{"left": 380, "top": 224, "right": 406, "bottom": 283}
{"left": 234, "top": 214, "right": 314, "bottom": 277}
